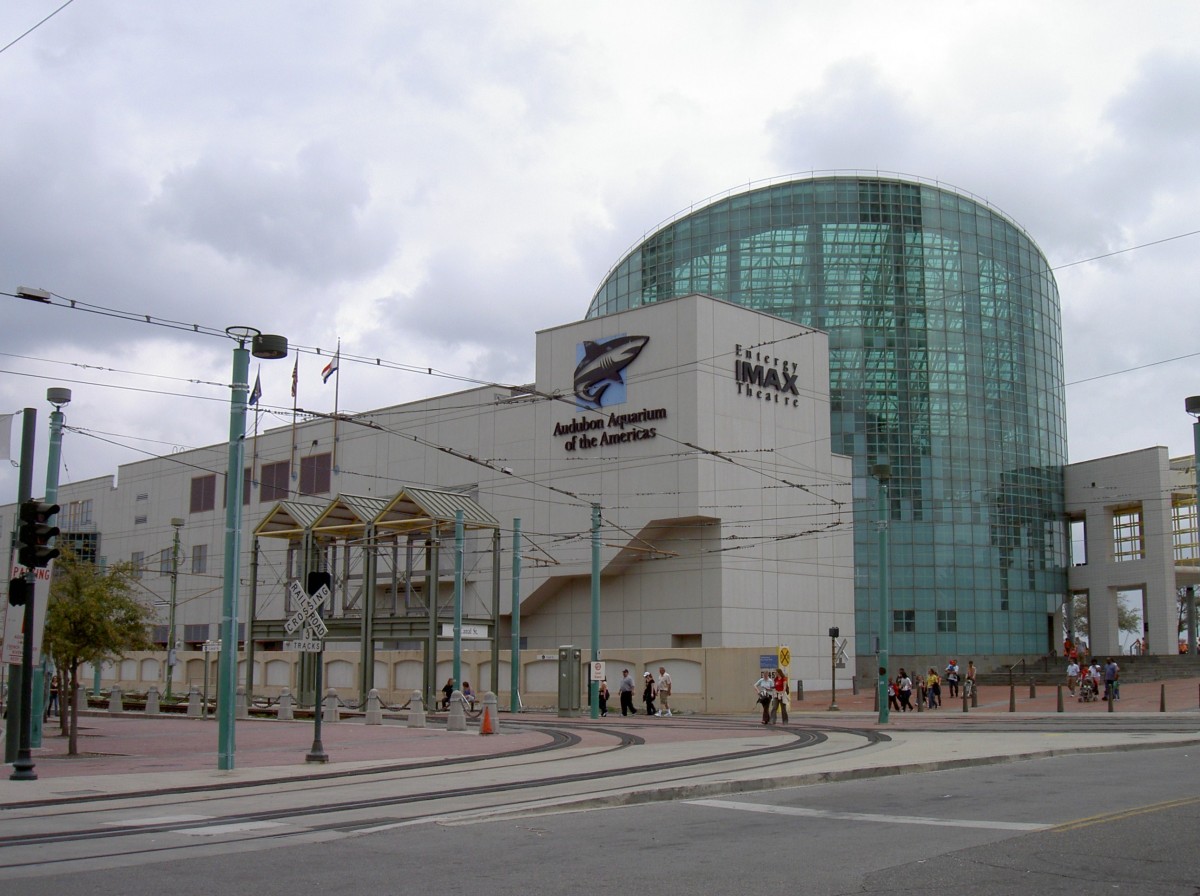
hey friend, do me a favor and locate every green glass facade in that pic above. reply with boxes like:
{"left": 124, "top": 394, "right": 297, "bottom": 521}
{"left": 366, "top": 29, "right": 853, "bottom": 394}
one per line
{"left": 587, "top": 174, "right": 1068, "bottom": 659}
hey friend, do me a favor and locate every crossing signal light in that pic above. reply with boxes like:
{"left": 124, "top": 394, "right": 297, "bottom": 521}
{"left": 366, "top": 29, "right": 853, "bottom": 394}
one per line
{"left": 18, "top": 500, "right": 60, "bottom": 569}
{"left": 8, "top": 577, "right": 30, "bottom": 607}
{"left": 306, "top": 571, "right": 332, "bottom": 596}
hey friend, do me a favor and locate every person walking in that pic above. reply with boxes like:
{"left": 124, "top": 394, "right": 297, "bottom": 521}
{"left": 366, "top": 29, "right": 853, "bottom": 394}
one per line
{"left": 887, "top": 677, "right": 900, "bottom": 712}
{"left": 944, "top": 660, "right": 960, "bottom": 698}
{"left": 769, "top": 668, "right": 790, "bottom": 724}
{"left": 754, "top": 671, "right": 774, "bottom": 724}
{"left": 47, "top": 674, "right": 60, "bottom": 719}
{"left": 1104, "top": 658, "right": 1119, "bottom": 700}
{"left": 618, "top": 669, "right": 636, "bottom": 716}
{"left": 897, "top": 668, "right": 913, "bottom": 711}
{"left": 925, "top": 668, "right": 941, "bottom": 708}
{"left": 642, "top": 672, "right": 657, "bottom": 716}
{"left": 656, "top": 666, "right": 673, "bottom": 717}
{"left": 965, "top": 661, "right": 977, "bottom": 698}
{"left": 598, "top": 679, "right": 610, "bottom": 716}
{"left": 1066, "top": 658, "right": 1080, "bottom": 696}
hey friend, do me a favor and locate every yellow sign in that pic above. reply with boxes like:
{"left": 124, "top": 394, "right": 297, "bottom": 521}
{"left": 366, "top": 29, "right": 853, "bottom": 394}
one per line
{"left": 777, "top": 645, "right": 791, "bottom": 668}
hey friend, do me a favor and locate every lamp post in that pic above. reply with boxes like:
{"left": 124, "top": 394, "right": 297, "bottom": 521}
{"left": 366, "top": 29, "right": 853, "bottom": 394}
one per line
{"left": 872, "top": 457, "right": 891, "bottom": 724}
{"left": 165, "top": 518, "right": 184, "bottom": 700}
{"left": 31, "top": 388, "right": 70, "bottom": 748}
{"left": 1186, "top": 397, "right": 1200, "bottom": 656}
{"left": 217, "top": 327, "right": 288, "bottom": 771}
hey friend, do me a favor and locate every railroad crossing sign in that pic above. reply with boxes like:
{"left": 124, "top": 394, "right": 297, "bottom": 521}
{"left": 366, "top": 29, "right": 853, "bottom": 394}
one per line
{"left": 284, "top": 579, "right": 329, "bottom": 640}
{"left": 834, "top": 638, "right": 848, "bottom": 669}
{"left": 777, "top": 645, "right": 791, "bottom": 669}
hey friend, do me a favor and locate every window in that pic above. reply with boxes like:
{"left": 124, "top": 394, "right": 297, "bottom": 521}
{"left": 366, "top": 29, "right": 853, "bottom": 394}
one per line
{"left": 1174, "top": 496, "right": 1198, "bottom": 566}
{"left": 134, "top": 514, "right": 148, "bottom": 525}
{"left": 190, "top": 474, "right": 217, "bottom": 513}
{"left": 131, "top": 551, "right": 144, "bottom": 579}
{"left": 192, "top": 544, "right": 208, "bottom": 575}
{"left": 159, "top": 549, "right": 171, "bottom": 576}
{"left": 892, "top": 609, "right": 915, "bottom": 632}
{"left": 936, "top": 609, "right": 957, "bottom": 632}
{"left": 300, "top": 452, "right": 332, "bottom": 496}
{"left": 1112, "top": 506, "right": 1144, "bottom": 562}
{"left": 261, "top": 461, "right": 290, "bottom": 502}
{"left": 1069, "top": 517, "right": 1087, "bottom": 566}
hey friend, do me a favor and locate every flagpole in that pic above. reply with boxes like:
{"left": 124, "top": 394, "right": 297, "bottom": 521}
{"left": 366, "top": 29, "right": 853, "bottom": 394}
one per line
{"left": 290, "top": 355, "right": 299, "bottom": 492}
{"left": 332, "top": 339, "right": 341, "bottom": 476}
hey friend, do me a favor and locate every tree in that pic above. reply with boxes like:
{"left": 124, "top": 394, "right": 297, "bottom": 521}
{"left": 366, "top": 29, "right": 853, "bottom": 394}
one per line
{"left": 43, "top": 548, "right": 155, "bottom": 755}
{"left": 1068, "top": 594, "right": 1142, "bottom": 649}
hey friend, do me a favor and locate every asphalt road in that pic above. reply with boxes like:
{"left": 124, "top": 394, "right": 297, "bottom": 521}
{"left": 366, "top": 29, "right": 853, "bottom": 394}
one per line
{"left": 3, "top": 741, "right": 1198, "bottom": 894}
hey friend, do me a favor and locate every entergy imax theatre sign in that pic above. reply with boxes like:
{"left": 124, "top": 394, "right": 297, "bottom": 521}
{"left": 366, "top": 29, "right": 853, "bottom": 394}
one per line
{"left": 553, "top": 334, "right": 667, "bottom": 452}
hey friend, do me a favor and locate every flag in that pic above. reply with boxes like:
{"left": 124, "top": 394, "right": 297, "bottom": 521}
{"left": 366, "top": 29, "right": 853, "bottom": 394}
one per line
{"left": 291, "top": 356, "right": 299, "bottom": 398}
{"left": 321, "top": 348, "right": 340, "bottom": 384}
{"left": 248, "top": 371, "right": 262, "bottom": 406}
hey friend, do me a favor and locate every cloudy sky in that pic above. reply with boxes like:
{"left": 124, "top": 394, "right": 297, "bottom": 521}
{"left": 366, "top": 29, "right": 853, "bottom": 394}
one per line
{"left": 2, "top": 1, "right": 1198, "bottom": 499}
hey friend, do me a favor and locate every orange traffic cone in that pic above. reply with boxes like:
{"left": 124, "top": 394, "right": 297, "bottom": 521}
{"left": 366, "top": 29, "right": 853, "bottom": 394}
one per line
{"left": 479, "top": 702, "right": 497, "bottom": 735}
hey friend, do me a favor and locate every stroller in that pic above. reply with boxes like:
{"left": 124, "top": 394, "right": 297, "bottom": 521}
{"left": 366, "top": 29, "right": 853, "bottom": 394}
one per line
{"left": 1079, "top": 677, "right": 1099, "bottom": 702}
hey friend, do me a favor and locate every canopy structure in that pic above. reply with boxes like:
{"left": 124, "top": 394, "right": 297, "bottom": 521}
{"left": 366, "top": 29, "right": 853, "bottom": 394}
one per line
{"left": 248, "top": 487, "right": 502, "bottom": 706}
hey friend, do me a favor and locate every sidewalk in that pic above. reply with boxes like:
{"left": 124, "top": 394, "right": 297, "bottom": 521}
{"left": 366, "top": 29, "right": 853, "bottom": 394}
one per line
{"left": 3, "top": 677, "right": 1198, "bottom": 808}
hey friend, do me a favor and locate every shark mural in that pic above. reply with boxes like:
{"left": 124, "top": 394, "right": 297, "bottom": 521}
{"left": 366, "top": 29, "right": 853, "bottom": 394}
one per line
{"left": 573, "top": 334, "right": 649, "bottom": 409}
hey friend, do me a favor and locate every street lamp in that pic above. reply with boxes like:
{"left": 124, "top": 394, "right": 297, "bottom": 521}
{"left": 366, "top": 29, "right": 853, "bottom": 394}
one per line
{"left": 165, "top": 518, "right": 184, "bottom": 700}
{"left": 1185, "top": 397, "right": 1200, "bottom": 656}
{"left": 871, "top": 457, "right": 891, "bottom": 724}
{"left": 217, "top": 327, "right": 288, "bottom": 771}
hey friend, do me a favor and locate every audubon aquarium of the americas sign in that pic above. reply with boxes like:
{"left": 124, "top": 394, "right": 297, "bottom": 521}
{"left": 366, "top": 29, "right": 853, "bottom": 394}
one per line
{"left": 554, "top": 334, "right": 667, "bottom": 452}
{"left": 734, "top": 343, "right": 802, "bottom": 407}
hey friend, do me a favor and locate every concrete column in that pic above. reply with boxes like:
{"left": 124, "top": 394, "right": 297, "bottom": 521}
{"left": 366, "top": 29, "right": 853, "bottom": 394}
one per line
{"left": 322, "top": 688, "right": 339, "bottom": 723}
{"left": 446, "top": 689, "right": 467, "bottom": 731}
{"left": 145, "top": 686, "right": 160, "bottom": 714}
{"left": 407, "top": 689, "right": 426, "bottom": 728}
{"left": 365, "top": 688, "right": 383, "bottom": 725}
{"left": 277, "top": 688, "right": 294, "bottom": 721}
{"left": 187, "top": 685, "right": 203, "bottom": 718}
{"left": 108, "top": 685, "right": 124, "bottom": 714}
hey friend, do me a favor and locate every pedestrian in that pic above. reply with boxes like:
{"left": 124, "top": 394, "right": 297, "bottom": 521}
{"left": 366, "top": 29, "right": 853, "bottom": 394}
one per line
{"left": 754, "top": 671, "right": 774, "bottom": 724}
{"left": 1104, "top": 658, "right": 1119, "bottom": 700}
{"left": 965, "top": 660, "right": 977, "bottom": 697}
{"left": 769, "top": 668, "right": 790, "bottom": 724}
{"left": 440, "top": 676, "right": 455, "bottom": 710}
{"left": 897, "top": 668, "right": 913, "bottom": 711}
{"left": 1089, "top": 661, "right": 1103, "bottom": 697}
{"left": 925, "top": 667, "right": 941, "bottom": 708}
{"left": 47, "top": 674, "right": 60, "bottom": 718}
{"left": 656, "top": 666, "right": 673, "bottom": 717}
{"left": 461, "top": 681, "right": 476, "bottom": 708}
{"left": 887, "top": 676, "right": 900, "bottom": 711}
{"left": 1066, "top": 658, "right": 1080, "bottom": 696}
{"left": 618, "top": 669, "right": 636, "bottom": 716}
{"left": 944, "top": 659, "right": 960, "bottom": 698}
{"left": 598, "top": 678, "right": 610, "bottom": 716}
{"left": 642, "top": 672, "right": 657, "bottom": 716}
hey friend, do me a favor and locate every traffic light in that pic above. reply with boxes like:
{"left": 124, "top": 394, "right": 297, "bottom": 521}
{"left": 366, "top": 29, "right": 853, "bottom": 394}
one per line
{"left": 8, "top": 577, "right": 30, "bottom": 607}
{"left": 306, "top": 571, "right": 332, "bottom": 596}
{"left": 17, "top": 500, "right": 60, "bottom": 569}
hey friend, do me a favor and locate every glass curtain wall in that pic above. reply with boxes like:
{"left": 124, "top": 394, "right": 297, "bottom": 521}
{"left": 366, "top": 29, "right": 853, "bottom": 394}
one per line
{"left": 588, "top": 175, "right": 1068, "bottom": 658}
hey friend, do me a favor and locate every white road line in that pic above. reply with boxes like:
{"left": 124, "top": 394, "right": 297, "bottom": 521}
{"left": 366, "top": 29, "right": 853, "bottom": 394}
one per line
{"left": 103, "top": 815, "right": 211, "bottom": 827}
{"left": 687, "top": 799, "right": 1051, "bottom": 832}
{"left": 174, "top": 821, "right": 287, "bottom": 836}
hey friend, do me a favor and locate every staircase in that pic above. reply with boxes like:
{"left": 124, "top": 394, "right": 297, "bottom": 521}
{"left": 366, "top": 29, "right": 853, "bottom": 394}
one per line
{"left": 976, "top": 654, "right": 1200, "bottom": 687}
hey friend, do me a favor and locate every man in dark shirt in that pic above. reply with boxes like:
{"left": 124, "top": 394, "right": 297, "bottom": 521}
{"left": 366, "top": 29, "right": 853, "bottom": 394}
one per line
{"left": 618, "top": 669, "right": 636, "bottom": 716}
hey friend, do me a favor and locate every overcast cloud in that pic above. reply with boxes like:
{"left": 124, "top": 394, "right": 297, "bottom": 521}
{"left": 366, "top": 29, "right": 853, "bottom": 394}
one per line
{"left": 2, "top": 1, "right": 1198, "bottom": 498}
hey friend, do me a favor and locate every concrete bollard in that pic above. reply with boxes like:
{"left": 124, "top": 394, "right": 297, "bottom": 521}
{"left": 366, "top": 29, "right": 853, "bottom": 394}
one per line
{"left": 235, "top": 686, "right": 249, "bottom": 720}
{"left": 109, "top": 685, "right": 124, "bottom": 714}
{"left": 1008, "top": 683, "right": 1016, "bottom": 713}
{"left": 74, "top": 684, "right": 84, "bottom": 716}
{"left": 1160, "top": 683, "right": 1167, "bottom": 713}
{"left": 322, "top": 688, "right": 340, "bottom": 722}
{"left": 407, "top": 689, "right": 426, "bottom": 728}
{"left": 478, "top": 691, "right": 500, "bottom": 735}
{"left": 1029, "top": 678, "right": 1036, "bottom": 699}
{"left": 971, "top": 684, "right": 978, "bottom": 708}
{"left": 145, "top": 686, "right": 161, "bottom": 714}
{"left": 446, "top": 690, "right": 467, "bottom": 731}
{"left": 1056, "top": 684, "right": 1064, "bottom": 713}
{"left": 365, "top": 688, "right": 383, "bottom": 725}
{"left": 1107, "top": 688, "right": 1114, "bottom": 713}
{"left": 795, "top": 680, "right": 804, "bottom": 701}
{"left": 187, "top": 685, "right": 203, "bottom": 718}
{"left": 851, "top": 675, "right": 859, "bottom": 696}
{"left": 962, "top": 690, "right": 968, "bottom": 713}
{"left": 277, "top": 688, "right": 294, "bottom": 721}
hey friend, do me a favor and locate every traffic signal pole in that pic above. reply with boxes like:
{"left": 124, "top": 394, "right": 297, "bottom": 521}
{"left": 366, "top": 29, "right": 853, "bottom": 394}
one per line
{"left": 6, "top": 410, "right": 37, "bottom": 778}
